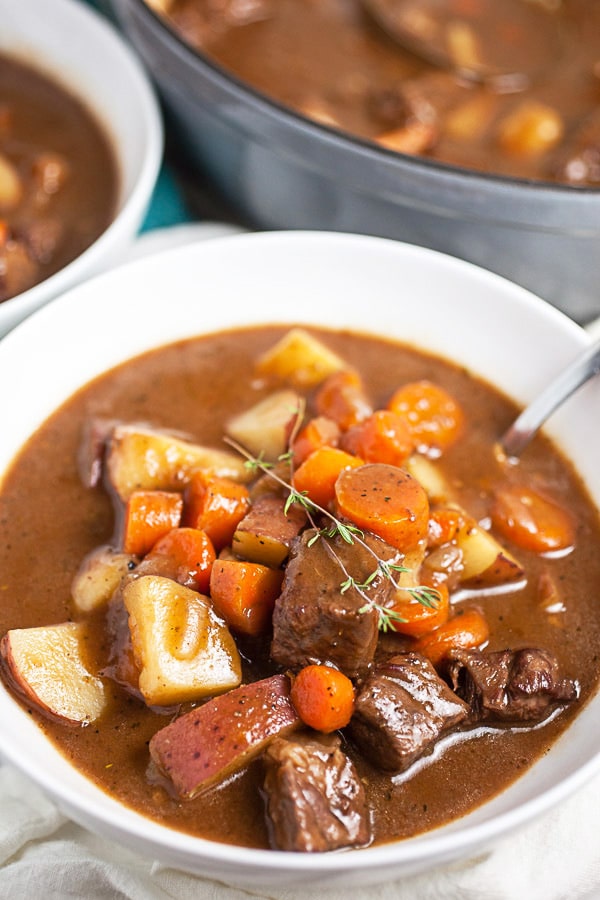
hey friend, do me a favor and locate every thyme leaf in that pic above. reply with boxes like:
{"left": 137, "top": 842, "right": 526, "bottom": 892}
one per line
{"left": 225, "top": 435, "right": 442, "bottom": 631}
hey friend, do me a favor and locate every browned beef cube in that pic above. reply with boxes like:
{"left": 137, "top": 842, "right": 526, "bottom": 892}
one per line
{"left": 349, "top": 652, "right": 469, "bottom": 772}
{"left": 447, "top": 647, "right": 579, "bottom": 723}
{"left": 271, "top": 529, "right": 400, "bottom": 678}
{"left": 263, "top": 732, "right": 371, "bottom": 852}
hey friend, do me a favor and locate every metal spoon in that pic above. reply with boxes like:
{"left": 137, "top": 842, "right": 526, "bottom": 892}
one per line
{"left": 500, "top": 335, "right": 600, "bottom": 460}
{"left": 362, "top": 0, "right": 562, "bottom": 84}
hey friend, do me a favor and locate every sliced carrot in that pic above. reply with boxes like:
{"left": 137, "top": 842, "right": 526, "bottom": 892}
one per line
{"left": 291, "top": 416, "right": 340, "bottom": 467}
{"left": 145, "top": 527, "right": 216, "bottom": 593}
{"left": 387, "top": 380, "right": 464, "bottom": 453}
{"left": 427, "top": 506, "right": 464, "bottom": 547}
{"left": 314, "top": 368, "right": 372, "bottom": 431}
{"left": 413, "top": 607, "right": 489, "bottom": 667}
{"left": 292, "top": 446, "right": 363, "bottom": 510}
{"left": 335, "top": 463, "right": 430, "bottom": 553}
{"left": 290, "top": 664, "right": 355, "bottom": 733}
{"left": 183, "top": 470, "right": 250, "bottom": 550}
{"left": 342, "top": 409, "right": 415, "bottom": 467}
{"left": 490, "top": 483, "right": 575, "bottom": 553}
{"left": 122, "top": 490, "right": 183, "bottom": 556}
{"left": 389, "top": 580, "right": 450, "bottom": 638}
{"left": 209, "top": 558, "right": 284, "bottom": 636}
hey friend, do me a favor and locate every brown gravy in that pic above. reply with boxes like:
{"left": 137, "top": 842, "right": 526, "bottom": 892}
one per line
{"left": 0, "top": 54, "right": 119, "bottom": 302}
{"left": 154, "top": 0, "right": 600, "bottom": 184}
{"left": 1, "top": 325, "right": 600, "bottom": 848}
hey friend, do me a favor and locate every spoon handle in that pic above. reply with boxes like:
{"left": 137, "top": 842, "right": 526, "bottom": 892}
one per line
{"left": 500, "top": 336, "right": 600, "bottom": 459}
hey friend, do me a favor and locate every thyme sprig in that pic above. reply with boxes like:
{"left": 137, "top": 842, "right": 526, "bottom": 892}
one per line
{"left": 225, "top": 435, "right": 441, "bottom": 630}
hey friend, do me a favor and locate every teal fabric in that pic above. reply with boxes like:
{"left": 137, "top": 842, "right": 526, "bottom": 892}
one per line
{"left": 140, "top": 166, "right": 193, "bottom": 232}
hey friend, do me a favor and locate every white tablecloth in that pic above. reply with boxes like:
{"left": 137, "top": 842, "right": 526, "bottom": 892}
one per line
{"left": 2, "top": 225, "right": 600, "bottom": 900}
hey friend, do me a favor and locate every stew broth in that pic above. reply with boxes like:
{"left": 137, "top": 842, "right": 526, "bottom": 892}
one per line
{"left": 152, "top": 0, "right": 600, "bottom": 184}
{"left": 1, "top": 325, "right": 599, "bottom": 849}
{"left": 0, "top": 54, "right": 119, "bottom": 303}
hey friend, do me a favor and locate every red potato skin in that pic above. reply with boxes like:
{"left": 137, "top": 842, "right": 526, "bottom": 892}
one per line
{"left": 149, "top": 673, "right": 301, "bottom": 798}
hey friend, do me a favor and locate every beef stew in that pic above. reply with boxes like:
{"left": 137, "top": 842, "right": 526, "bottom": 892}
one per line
{"left": 0, "top": 54, "right": 118, "bottom": 303}
{"left": 149, "top": 0, "right": 600, "bottom": 184}
{"left": 1, "top": 324, "right": 599, "bottom": 852}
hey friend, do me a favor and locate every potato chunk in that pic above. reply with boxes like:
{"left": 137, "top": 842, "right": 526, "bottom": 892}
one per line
{"left": 71, "top": 544, "right": 137, "bottom": 613}
{"left": 256, "top": 328, "right": 346, "bottom": 388}
{"left": 456, "top": 513, "right": 524, "bottom": 586}
{"left": 149, "top": 673, "right": 301, "bottom": 798}
{"left": 123, "top": 575, "right": 241, "bottom": 706}
{"left": 105, "top": 424, "right": 251, "bottom": 502}
{"left": 225, "top": 390, "right": 304, "bottom": 462}
{"left": 0, "top": 622, "right": 106, "bottom": 724}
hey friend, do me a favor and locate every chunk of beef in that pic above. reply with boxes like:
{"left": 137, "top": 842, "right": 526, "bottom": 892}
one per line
{"left": 271, "top": 529, "right": 401, "bottom": 678}
{"left": 447, "top": 647, "right": 579, "bottom": 723}
{"left": 262, "top": 732, "right": 371, "bottom": 852}
{"left": 349, "top": 652, "right": 469, "bottom": 772}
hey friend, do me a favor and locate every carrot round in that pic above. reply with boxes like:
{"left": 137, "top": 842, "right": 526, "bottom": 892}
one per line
{"left": 292, "top": 416, "right": 340, "bottom": 467}
{"left": 427, "top": 506, "right": 464, "bottom": 548}
{"left": 342, "top": 409, "right": 415, "bottom": 467}
{"left": 491, "top": 483, "right": 575, "bottom": 553}
{"left": 145, "top": 526, "right": 216, "bottom": 593}
{"left": 314, "top": 368, "right": 372, "bottom": 431}
{"left": 387, "top": 380, "right": 464, "bottom": 453}
{"left": 335, "top": 463, "right": 430, "bottom": 553}
{"left": 209, "top": 559, "right": 284, "bottom": 635}
{"left": 290, "top": 664, "right": 355, "bottom": 733}
{"left": 413, "top": 607, "right": 489, "bottom": 667}
{"left": 292, "top": 446, "right": 363, "bottom": 509}
{"left": 389, "top": 581, "right": 450, "bottom": 638}
{"left": 122, "top": 490, "right": 183, "bottom": 556}
{"left": 183, "top": 471, "right": 250, "bottom": 550}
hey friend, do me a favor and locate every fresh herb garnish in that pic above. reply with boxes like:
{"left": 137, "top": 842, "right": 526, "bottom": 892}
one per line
{"left": 225, "top": 435, "right": 441, "bottom": 630}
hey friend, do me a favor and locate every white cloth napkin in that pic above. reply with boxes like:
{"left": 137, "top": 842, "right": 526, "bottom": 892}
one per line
{"left": 1, "top": 760, "right": 600, "bottom": 900}
{"left": 2, "top": 226, "right": 600, "bottom": 900}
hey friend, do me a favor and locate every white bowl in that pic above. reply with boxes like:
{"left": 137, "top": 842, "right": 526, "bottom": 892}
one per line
{"left": 0, "top": 0, "right": 163, "bottom": 337}
{"left": 0, "top": 231, "right": 598, "bottom": 887}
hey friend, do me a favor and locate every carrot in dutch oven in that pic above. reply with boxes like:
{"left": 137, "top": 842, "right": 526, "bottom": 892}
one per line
{"left": 413, "top": 607, "right": 489, "bottom": 668}
{"left": 290, "top": 664, "right": 355, "bottom": 733}
{"left": 210, "top": 558, "right": 284, "bottom": 636}
{"left": 292, "top": 446, "right": 363, "bottom": 509}
{"left": 144, "top": 526, "right": 216, "bottom": 593}
{"left": 335, "top": 462, "right": 429, "bottom": 553}
{"left": 387, "top": 379, "right": 464, "bottom": 453}
{"left": 183, "top": 470, "right": 250, "bottom": 550}
{"left": 122, "top": 490, "right": 183, "bottom": 556}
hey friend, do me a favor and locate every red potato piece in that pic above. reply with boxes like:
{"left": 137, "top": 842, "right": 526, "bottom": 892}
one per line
{"left": 0, "top": 622, "right": 106, "bottom": 724}
{"left": 149, "top": 673, "right": 301, "bottom": 798}
{"left": 225, "top": 389, "right": 305, "bottom": 462}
